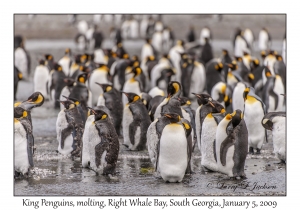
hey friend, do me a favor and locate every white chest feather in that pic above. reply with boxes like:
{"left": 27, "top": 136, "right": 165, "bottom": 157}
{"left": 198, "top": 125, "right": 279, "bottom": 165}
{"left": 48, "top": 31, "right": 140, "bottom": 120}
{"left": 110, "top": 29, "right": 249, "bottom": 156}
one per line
{"left": 272, "top": 117, "right": 286, "bottom": 161}
{"left": 216, "top": 118, "right": 234, "bottom": 176}
{"left": 88, "top": 123, "right": 104, "bottom": 172}
{"left": 89, "top": 70, "right": 111, "bottom": 105}
{"left": 154, "top": 98, "right": 169, "bottom": 120}
{"left": 97, "top": 94, "right": 106, "bottom": 106}
{"left": 58, "top": 57, "right": 71, "bottom": 76}
{"left": 200, "top": 115, "right": 218, "bottom": 171}
{"left": 232, "top": 83, "right": 246, "bottom": 112}
{"left": 14, "top": 122, "right": 30, "bottom": 174}
{"left": 244, "top": 101, "right": 265, "bottom": 148}
{"left": 122, "top": 104, "right": 134, "bottom": 146}
{"left": 82, "top": 116, "right": 94, "bottom": 167}
{"left": 56, "top": 110, "right": 73, "bottom": 155}
{"left": 147, "top": 119, "right": 159, "bottom": 167}
{"left": 33, "top": 65, "right": 49, "bottom": 97}
{"left": 158, "top": 124, "right": 188, "bottom": 182}
{"left": 60, "top": 87, "right": 71, "bottom": 110}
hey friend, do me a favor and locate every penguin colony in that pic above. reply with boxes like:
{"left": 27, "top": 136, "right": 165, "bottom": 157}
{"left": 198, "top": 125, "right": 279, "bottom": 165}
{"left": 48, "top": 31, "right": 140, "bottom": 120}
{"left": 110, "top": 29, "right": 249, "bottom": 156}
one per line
{"left": 14, "top": 15, "right": 286, "bottom": 183}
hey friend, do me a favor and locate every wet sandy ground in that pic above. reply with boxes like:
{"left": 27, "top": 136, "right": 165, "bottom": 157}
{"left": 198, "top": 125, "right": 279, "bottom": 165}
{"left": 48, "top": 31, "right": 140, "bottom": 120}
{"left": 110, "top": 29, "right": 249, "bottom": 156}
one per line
{"left": 14, "top": 38, "right": 286, "bottom": 196}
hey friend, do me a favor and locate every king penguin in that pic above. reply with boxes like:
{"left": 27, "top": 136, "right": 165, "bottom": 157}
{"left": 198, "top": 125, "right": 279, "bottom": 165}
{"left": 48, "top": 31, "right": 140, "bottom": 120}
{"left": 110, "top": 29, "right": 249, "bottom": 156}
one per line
{"left": 96, "top": 83, "right": 123, "bottom": 136}
{"left": 122, "top": 66, "right": 143, "bottom": 106}
{"left": 69, "top": 73, "right": 92, "bottom": 117}
{"left": 198, "top": 100, "right": 225, "bottom": 172}
{"left": 82, "top": 105, "right": 112, "bottom": 168}
{"left": 147, "top": 113, "right": 192, "bottom": 182}
{"left": 243, "top": 87, "right": 267, "bottom": 154}
{"left": 48, "top": 63, "right": 66, "bottom": 109}
{"left": 216, "top": 110, "right": 248, "bottom": 178}
{"left": 87, "top": 108, "right": 119, "bottom": 175}
{"left": 122, "top": 92, "right": 151, "bottom": 150}
{"left": 14, "top": 106, "right": 34, "bottom": 177}
{"left": 262, "top": 112, "right": 286, "bottom": 163}
{"left": 262, "top": 69, "right": 278, "bottom": 113}
{"left": 33, "top": 59, "right": 49, "bottom": 100}
{"left": 59, "top": 78, "right": 75, "bottom": 110}
{"left": 58, "top": 48, "right": 73, "bottom": 76}
{"left": 56, "top": 100, "right": 75, "bottom": 156}
{"left": 88, "top": 64, "right": 111, "bottom": 106}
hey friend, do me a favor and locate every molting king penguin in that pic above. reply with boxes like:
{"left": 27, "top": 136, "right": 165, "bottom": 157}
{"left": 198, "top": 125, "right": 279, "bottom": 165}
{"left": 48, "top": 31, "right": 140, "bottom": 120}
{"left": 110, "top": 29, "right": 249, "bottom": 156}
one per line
{"left": 14, "top": 106, "right": 34, "bottom": 177}
{"left": 87, "top": 108, "right": 119, "bottom": 175}
{"left": 82, "top": 106, "right": 109, "bottom": 168}
{"left": 216, "top": 109, "right": 248, "bottom": 178}
{"left": 243, "top": 87, "right": 267, "bottom": 154}
{"left": 96, "top": 83, "right": 123, "bottom": 136}
{"left": 154, "top": 81, "right": 182, "bottom": 120}
{"left": 48, "top": 63, "right": 66, "bottom": 109}
{"left": 69, "top": 73, "right": 92, "bottom": 117}
{"left": 122, "top": 92, "right": 151, "bottom": 150}
{"left": 122, "top": 66, "right": 143, "bottom": 106}
{"left": 193, "top": 93, "right": 212, "bottom": 151}
{"left": 59, "top": 78, "right": 75, "bottom": 110}
{"left": 147, "top": 113, "right": 192, "bottom": 182}
{"left": 262, "top": 112, "right": 286, "bottom": 163}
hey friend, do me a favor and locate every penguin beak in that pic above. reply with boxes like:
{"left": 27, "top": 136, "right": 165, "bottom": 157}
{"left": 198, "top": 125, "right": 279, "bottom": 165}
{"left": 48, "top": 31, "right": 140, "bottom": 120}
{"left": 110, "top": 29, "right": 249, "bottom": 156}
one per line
{"left": 163, "top": 114, "right": 172, "bottom": 118}
{"left": 192, "top": 93, "right": 201, "bottom": 98}
{"left": 95, "top": 82, "right": 103, "bottom": 89}
{"left": 208, "top": 101, "right": 215, "bottom": 108}
{"left": 121, "top": 92, "right": 129, "bottom": 97}
{"left": 62, "top": 95, "right": 69, "bottom": 100}
{"left": 57, "top": 100, "right": 65, "bottom": 105}
{"left": 86, "top": 106, "right": 96, "bottom": 115}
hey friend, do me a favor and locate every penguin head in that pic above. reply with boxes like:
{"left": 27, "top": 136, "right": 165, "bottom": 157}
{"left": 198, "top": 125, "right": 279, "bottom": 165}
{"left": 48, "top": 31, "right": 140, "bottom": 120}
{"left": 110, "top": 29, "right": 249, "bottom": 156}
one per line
{"left": 265, "top": 68, "right": 272, "bottom": 78}
{"left": 262, "top": 118, "right": 273, "bottom": 131}
{"left": 88, "top": 108, "right": 109, "bottom": 122}
{"left": 261, "top": 51, "right": 267, "bottom": 59}
{"left": 208, "top": 100, "right": 226, "bottom": 114}
{"left": 251, "top": 58, "right": 260, "bottom": 67}
{"left": 45, "top": 54, "right": 53, "bottom": 61}
{"left": 178, "top": 97, "right": 191, "bottom": 107}
{"left": 122, "top": 92, "right": 140, "bottom": 104}
{"left": 192, "top": 93, "right": 212, "bottom": 106}
{"left": 243, "top": 87, "right": 255, "bottom": 100}
{"left": 146, "top": 38, "right": 152, "bottom": 44}
{"left": 96, "top": 83, "right": 113, "bottom": 93}
{"left": 231, "top": 109, "right": 243, "bottom": 128}
{"left": 54, "top": 63, "right": 63, "bottom": 72}
{"left": 59, "top": 100, "right": 76, "bottom": 110}
{"left": 167, "top": 81, "right": 182, "bottom": 98}
{"left": 146, "top": 55, "right": 155, "bottom": 63}
{"left": 14, "top": 106, "right": 28, "bottom": 119}
{"left": 222, "top": 49, "right": 228, "bottom": 55}
{"left": 130, "top": 67, "right": 142, "bottom": 77}
{"left": 163, "top": 113, "right": 181, "bottom": 123}
{"left": 39, "top": 59, "right": 46, "bottom": 65}
{"left": 214, "top": 62, "right": 224, "bottom": 71}
{"left": 122, "top": 53, "right": 129, "bottom": 59}
{"left": 62, "top": 95, "right": 80, "bottom": 106}
{"left": 276, "top": 55, "right": 283, "bottom": 61}
{"left": 65, "top": 48, "right": 71, "bottom": 55}
{"left": 22, "top": 92, "right": 45, "bottom": 110}
{"left": 226, "top": 60, "right": 238, "bottom": 70}
{"left": 76, "top": 73, "right": 88, "bottom": 84}
{"left": 80, "top": 54, "right": 88, "bottom": 63}
{"left": 177, "top": 40, "right": 185, "bottom": 47}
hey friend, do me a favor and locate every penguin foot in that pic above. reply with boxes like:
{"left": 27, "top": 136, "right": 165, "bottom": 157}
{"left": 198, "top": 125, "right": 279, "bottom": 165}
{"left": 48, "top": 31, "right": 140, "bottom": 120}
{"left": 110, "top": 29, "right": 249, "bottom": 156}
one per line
{"left": 248, "top": 147, "right": 254, "bottom": 154}
{"left": 256, "top": 148, "right": 261, "bottom": 155}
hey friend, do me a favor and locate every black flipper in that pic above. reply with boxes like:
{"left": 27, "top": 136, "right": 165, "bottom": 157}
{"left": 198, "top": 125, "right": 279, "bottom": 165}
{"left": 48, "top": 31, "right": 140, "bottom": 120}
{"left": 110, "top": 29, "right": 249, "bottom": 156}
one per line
{"left": 129, "top": 122, "right": 139, "bottom": 146}
{"left": 220, "top": 133, "right": 235, "bottom": 166}
{"left": 61, "top": 125, "right": 73, "bottom": 149}
{"left": 95, "top": 140, "right": 109, "bottom": 168}
{"left": 27, "top": 133, "right": 34, "bottom": 167}
{"left": 185, "top": 134, "right": 193, "bottom": 174}
{"left": 213, "top": 139, "right": 217, "bottom": 163}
